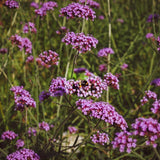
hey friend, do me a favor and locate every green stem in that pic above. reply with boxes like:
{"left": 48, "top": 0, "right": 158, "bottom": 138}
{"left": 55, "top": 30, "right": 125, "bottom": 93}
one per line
{"left": 154, "top": 148, "right": 160, "bottom": 160}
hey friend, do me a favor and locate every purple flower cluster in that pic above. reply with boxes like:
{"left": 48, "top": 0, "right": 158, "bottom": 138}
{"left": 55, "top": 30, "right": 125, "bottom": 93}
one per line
{"left": 10, "top": 86, "right": 36, "bottom": 111}
{"left": 68, "top": 126, "right": 78, "bottom": 134}
{"left": 99, "top": 64, "right": 107, "bottom": 72}
{"left": 39, "top": 91, "right": 50, "bottom": 102}
{"left": 150, "top": 78, "right": 160, "bottom": 86}
{"left": 28, "top": 127, "right": 37, "bottom": 137}
{"left": 26, "top": 55, "right": 34, "bottom": 63}
{"left": 49, "top": 77, "right": 66, "bottom": 97}
{"left": 98, "top": 48, "right": 114, "bottom": 57}
{"left": 151, "top": 100, "right": 160, "bottom": 114}
{"left": 156, "top": 36, "right": 160, "bottom": 51}
{"left": 56, "top": 26, "right": 69, "bottom": 35}
{"left": 79, "top": 0, "right": 100, "bottom": 9}
{"left": 5, "top": 0, "right": 19, "bottom": 8}
{"left": 65, "top": 76, "right": 107, "bottom": 98}
{"left": 10, "top": 34, "right": 32, "bottom": 54}
{"left": 1, "top": 130, "right": 18, "bottom": 141}
{"left": 98, "top": 15, "right": 104, "bottom": 20}
{"left": 35, "top": 1, "right": 58, "bottom": 17}
{"left": 7, "top": 148, "right": 40, "bottom": 160}
{"left": 90, "top": 131, "right": 109, "bottom": 145}
{"left": 0, "top": 48, "right": 8, "bottom": 54}
{"left": 30, "top": 2, "right": 39, "bottom": 9}
{"left": 111, "top": 131, "right": 137, "bottom": 153}
{"left": 132, "top": 117, "right": 160, "bottom": 148}
{"left": 103, "top": 72, "right": 119, "bottom": 90}
{"left": 39, "top": 121, "right": 50, "bottom": 131}
{"left": 117, "top": 18, "right": 124, "bottom": 23}
{"left": 120, "top": 63, "right": 128, "bottom": 70}
{"left": 59, "top": 3, "right": 96, "bottom": 21}
{"left": 147, "top": 14, "right": 159, "bottom": 22}
{"left": 16, "top": 139, "right": 24, "bottom": 149}
{"left": 140, "top": 90, "right": 157, "bottom": 106}
{"left": 23, "top": 22, "right": 37, "bottom": 34}
{"left": 146, "top": 33, "right": 154, "bottom": 39}
{"left": 76, "top": 99, "right": 128, "bottom": 130}
{"left": 62, "top": 32, "right": 98, "bottom": 53}
{"left": 36, "top": 50, "right": 59, "bottom": 68}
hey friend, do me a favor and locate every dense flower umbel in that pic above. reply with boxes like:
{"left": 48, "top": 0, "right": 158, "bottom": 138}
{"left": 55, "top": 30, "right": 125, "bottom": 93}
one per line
{"left": 30, "top": 2, "right": 39, "bottom": 9}
{"left": 62, "top": 32, "right": 98, "bottom": 53}
{"left": 7, "top": 148, "right": 40, "bottom": 160}
{"left": 111, "top": 131, "right": 137, "bottom": 153}
{"left": 150, "top": 78, "right": 160, "bottom": 86}
{"left": 68, "top": 126, "right": 78, "bottom": 134}
{"left": 79, "top": 0, "right": 100, "bottom": 9}
{"left": 39, "top": 121, "right": 50, "bottom": 131}
{"left": 98, "top": 48, "right": 114, "bottom": 57}
{"left": 26, "top": 55, "right": 34, "bottom": 63}
{"left": 35, "top": 1, "right": 58, "bottom": 17}
{"left": 151, "top": 100, "right": 160, "bottom": 114}
{"left": 16, "top": 139, "right": 24, "bottom": 149}
{"left": 65, "top": 76, "right": 107, "bottom": 98}
{"left": 76, "top": 99, "right": 128, "bottom": 130}
{"left": 5, "top": 0, "right": 19, "bottom": 8}
{"left": 10, "top": 34, "right": 32, "bottom": 54}
{"left": 49, "top": 77, "right": 66, "bottom": 97}
{"left": 1, "top": 130, "right": 18, "bottom": 140}
{"left": 36, "top": 50, "right": 59, "bottom": 68}
{"left": 90, "top": 131, "right": 109, "bottom": 145}
{"left": 140, "top": 90, "right": 157, "bottom": 106}
{"left": 99, "top": 64, "right": 107, "bottom": 72}
{"left": 103, "top": 72, "right": 119, "bottom": 90}
{"left": 146, "top": 33, "right": 154, "bottom": 39}
{"left": 120, "top": 63, "right": 128, "bottom": 70}
{"left": 59, "top": 3, "right": 96, "bottom": 21}
{"left": 10, "top": 86, "right": 36, "bottom": 111}
{"left": 132, "top": 117, "right": 160, "bottom": 148}
{"left": 28, "top": 127, "right": 37, "bottom": 137}
{"left": 23, "top": 22, "right": 37, "bottom": 34}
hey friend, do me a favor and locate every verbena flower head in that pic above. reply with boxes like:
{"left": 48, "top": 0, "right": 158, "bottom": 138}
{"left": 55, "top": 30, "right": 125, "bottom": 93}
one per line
{"left": 132, "top": 117, "right": 160, "bottom": 148}
{"left": 98, "top": 48, "right": 114, "bottom": 57}
{"left": 117, "top": 18, "right": 124, "bottom": 23}
{"left": 7, "top": 148, "right": 40, "bottom": 160}
{"left": 49, "top": 77, "right": 66, "bottom": 97}
{"left": 35, "top": 1, "right": 58, "bottom": 17}
{"left": 62, "top": 32, "right": 98, "bottom": 53}
{"left": 23, "top": 22, "right": 37, "bottom": 34}
{"left": 39, "top": 91, "right": 50, "bottom": 102}
{"left": 76, "top": 99, "right": 128, "bottom": 130}
{"left": 0, "top": 48, "right": 8, "bottom": 54}
{"left": 120, "top": 63, "right": 128, "bottom": 70}
{"left": 103, "top": 72, "right": 119, "bottom": 90}
{"left": 151, "top": 100, "right": 160, "bottom": 114}
{"left": 150, "top": 78, "right": 160, "bottom": 86}
{"left": 90, "top": 131, "right": 109, "bottom": 145}
{"left": 68, "top": 126, "right": 78, "bottom": 134}
{"left": 36, "top": 50, "right": 59, "bottom": 68}
{"left": 5, "top": 0, "right": 19, "bottom": 8}
{"left": 79, "top": 0, "right": 100, "bottom": 9}
{"left": 146, "top": 33, "right": 154, "bottom": 39}
{"left": 99, "top": 64, "right": 107, "bottom": 72}
{"left": 59, "top": 3, "right": 96, "bottom": 21}
{"left": 65, "top": 75, "right": 107, "bottom": 98}
{"left": 10, "top": 86, "right": 36, "bottom": 111}
{"left": 98, "top": 15, "right": 104, "bottom": 20}
{"left": 147, "top": 14, "right": 159, "bottom": 22}
{"left": 16, "top": 139, "right": 24, "bottom": 149}
{"left": 10, "top": 34, "right": 32, "bottom": 54}
{"left": 140, "top": 90, "right": 157, "bottom": 106}
{"left": 30, "top": 2, "right": 39, "bottom": 9}
{"left": 74, "top": 68, "right": 87, "bottom": 73}
{"left": 111, "top": 131, "right": 137, "bottom": 153}
{"left": 1, "top": 130, "right": 18, "bottom": 141}
{"left": 39, "top": 121, "right": 50, "bottom": 131}
{"left": 26, "top": 55, "right": 34, "bottom": 63}
{"left": 28, "top": 127, "right": 37, "bottom": 137}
